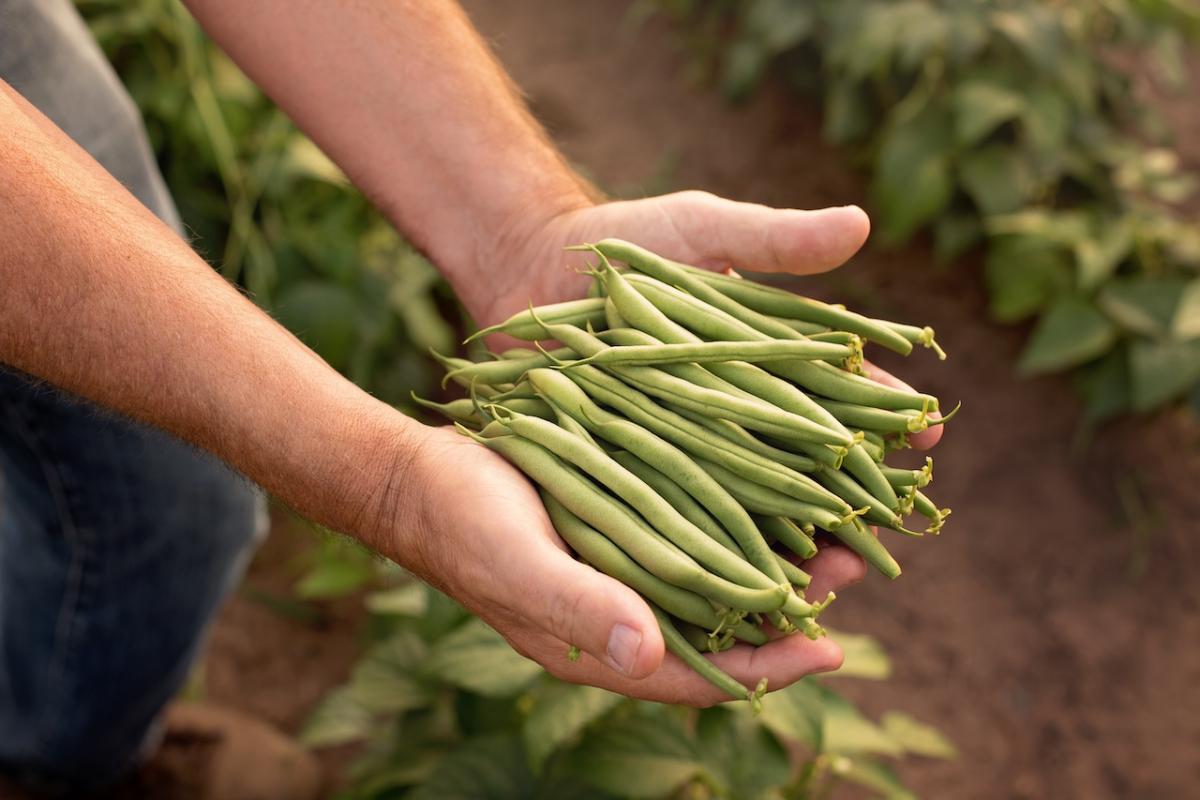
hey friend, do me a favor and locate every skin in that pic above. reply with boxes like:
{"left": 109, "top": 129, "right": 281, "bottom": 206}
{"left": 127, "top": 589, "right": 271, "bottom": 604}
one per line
{"left": 0, "top": 0, "right": 943, "bottom": 707}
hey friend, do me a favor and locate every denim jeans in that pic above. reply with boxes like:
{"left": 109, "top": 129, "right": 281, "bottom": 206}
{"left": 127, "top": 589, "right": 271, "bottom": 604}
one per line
{"left": 0, "top": 0, "right": 264, "bottom": 789}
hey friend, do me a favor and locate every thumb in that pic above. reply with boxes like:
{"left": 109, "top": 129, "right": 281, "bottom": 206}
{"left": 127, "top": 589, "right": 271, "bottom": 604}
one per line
{"left": 667, "top": 193, "right": 871, "bottom": 275}
{"left": 520, "top": 544, "right": 665, "bottom": 679}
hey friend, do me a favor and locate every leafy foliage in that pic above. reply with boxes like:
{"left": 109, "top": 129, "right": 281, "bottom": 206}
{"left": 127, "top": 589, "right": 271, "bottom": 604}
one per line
{"left": 651, "top": 0, "right": 1200, "bottom": 421}
{"left": 77, "top": 0, "right": 455, "bottom": 406}
{"left": 301, "top": 577, "right": 953, "bottom": 800}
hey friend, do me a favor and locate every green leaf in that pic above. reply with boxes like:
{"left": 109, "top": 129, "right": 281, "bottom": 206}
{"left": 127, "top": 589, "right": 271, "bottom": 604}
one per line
{"left": 826, "top": 630, "right": 892, "bottom": 680}
{"left": 1021, "top": 84, "right": 1072, "bottom": 153}
{"left": 365, "top": 582, "right": 429, "bottom": 616}
{"left": 834, "top": 756, "right": 919, "bottom": 800}
{"left": 696, "top": 706, "right": 790, "bottom": 800}
{"left": 722, "top": 39, "right": 770, "bottom": 101}
{"left": 1018, "top": 295, "right": 1119, "bottom": 375}
{"left": 1097, "top": 276, "right": 1189, "bottom": 338}
{"left": 821, "top": 688, "right": 904, "bottom": 756}
{"left": 408, "top": 734, "right": 534, "bottom": 800}
{"left": 984, "top": 235, "right": 1072, "bottom": 322}
{"left": 1076, "top": 347, "right": 1131, "bottom": 423}
{"left": 1075, "top": 220, "right": 1134, "bottom": 291}
{"left": 744, "top": 0, "right": 814, "bottom": 53}
{"left": 1129, "top": 338, "right": 1200, "bottom": 411}
{"left": 273, "top": 281, "right": 361, "bottom": 369}
{"left": 756, "top": 677, "right": 823, "bottom": 748}
{"left": 522, "top": 682, "right": 624, "bottom": 772}
{"left": 953, "top": 80, "right": 1026, "bottom": 146}
{"left": 958, "top": 144, "right": 1038, "bottom": 216}
{"left": 300, "top": 686, "right": 374, "bottom": 748}
{"left": 566, "top": 710, "right": 704, "bottom": 798}
{"left": 1171, "top": 278, "right": 1200, "bottom": 339}
{"left": 424, "top": 618, "right": 542, "bottom": 697}
{"left": 933, "top": 213, "right": 983, "bottom": 263}
{"left": 881, "top": 711, "right": 957, "bottom": 759}
{"left": 294, "top": 555, "right": 373, "bottom": 599}
{"left": 871, "top": 106, "right": 954, "bottom": 246}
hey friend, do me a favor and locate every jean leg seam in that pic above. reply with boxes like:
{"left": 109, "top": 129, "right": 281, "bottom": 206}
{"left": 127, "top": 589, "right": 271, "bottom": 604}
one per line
{"left": 0, "top": 395, "right": 95, "bottom": 765}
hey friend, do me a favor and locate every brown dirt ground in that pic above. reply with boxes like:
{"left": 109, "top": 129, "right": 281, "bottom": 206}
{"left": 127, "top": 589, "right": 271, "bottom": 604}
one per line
{"left": 201, "top": 3, "right": 1200, "bottom": 798}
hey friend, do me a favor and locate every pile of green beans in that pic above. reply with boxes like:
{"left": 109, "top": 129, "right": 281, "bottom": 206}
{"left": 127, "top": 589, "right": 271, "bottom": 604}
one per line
{"left": 419, "top": 239, "right": 954, "bottom": 709}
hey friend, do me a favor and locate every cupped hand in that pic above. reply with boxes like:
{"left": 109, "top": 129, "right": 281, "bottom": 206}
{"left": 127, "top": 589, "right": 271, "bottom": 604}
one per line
{"left": 401, "top": 424, "right": 862, "bottom": 707}
{"left": 413, "top": 191, "right": 942, "bottom": 704}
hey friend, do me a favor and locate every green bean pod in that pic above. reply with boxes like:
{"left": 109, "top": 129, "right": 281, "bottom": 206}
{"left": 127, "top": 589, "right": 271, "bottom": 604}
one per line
{"left": 411, "top": 394, "right": 554, "bottom": 425}
{"left": 667, "top": 258, "right": 915, "bottom": 355}
{"left": 814, "top": 467, "right": 916, "bottom": 534}
{"left": 881, "top": 458, "right": 934, "bottom": 490}
{"left": 470, "top": 431, "right": 791, "bottom": 612}
{"left": 542, "top": 494, "right": 767, "bottom": 645}
{"left": 561, "top": 339, "right": 854, "bottom": 368}
{"left": 464, "top": 297, "right": 607, "bottom": 342}
{"left": 913, "top": 490, "right": 951, "bottom": 534}
{"left": 444, "top": 347, "right": 574, "bottom": 387}
{"left": 883, "top": 322, "right": 947, "bottom": 360}
{"left": 753, "top": 515, "right": 819, "bottom": 562}
{"left": 651, "top": 605, "right": 765, "bottom": 708}
{"left": 812, "top": 398, "right": 929, "bottom": 434}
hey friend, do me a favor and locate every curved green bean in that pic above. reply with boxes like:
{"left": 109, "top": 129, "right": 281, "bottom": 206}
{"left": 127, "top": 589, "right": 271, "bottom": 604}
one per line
{"left": 651, "top": 605, "right": 765, "bottom": 708}
{"left": 464, "top": 297, "right": 607, "bottom": 342}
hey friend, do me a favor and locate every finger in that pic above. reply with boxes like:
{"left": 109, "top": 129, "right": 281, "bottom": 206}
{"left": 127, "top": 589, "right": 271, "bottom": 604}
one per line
{"left": 532, "top": 629, "right": 842, "bottom": 707}
{"left": 860, "top": 359, "right": 945, "bottom": 450}
{"left": 500, "top": 540, "right": 665, "bottom": 680}
{"left": 801, "top": 543, "right": 867, "bottom": 600}
{"left": 667, "top": 194, "right": 871, "bottom": 275}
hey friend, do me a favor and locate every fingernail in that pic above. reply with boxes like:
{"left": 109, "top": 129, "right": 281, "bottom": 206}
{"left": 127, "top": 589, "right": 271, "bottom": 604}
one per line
{"left": 606, "top": 624, "right": 642, "bottom": 676}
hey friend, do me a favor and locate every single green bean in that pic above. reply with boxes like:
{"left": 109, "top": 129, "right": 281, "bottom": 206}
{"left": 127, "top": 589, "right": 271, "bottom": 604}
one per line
{"left": 753, "top": 515, "right": 819, "bottom": 562}
{"left": 444, "top": 347, "right": 574, "bottom": 387}
{"left": 814, "top": 467, "right": 915, "bottom": 534}
{"left": 883, "top": 321, "right": 947, "bottom": 360}
{"left": 542, "top": 494, "right": 767, "bottom": 645}
{"left": 812, "top": 398, "right": 929, "bottom": 434}
{"left": 913, "top": 490, "right": 951, "bottom": 534}
{"left": 411, "top": 394, "right": 554, "bottom": 424}
{"left": 881, "top": 458, "right": 934, "bottom": 489}
{"left": 670, "top": 259, "right": 915, "bottom": 355}
{"left": 470, "top": 431, "right": 790, "bottom": 612}
{"left": 652, "top": 605, "right": 764, "bottom": 707}
{"left": 771, "top": 316, "right": 831, "bottom": 336}
{"left": 561, "top": 339, "right": 854, "bottom": 368}
{"left": 464, "top": 298, "right": 608, "bottom": 342}
{"left": 603, "top": 297, "right": 627, "bottom": 329}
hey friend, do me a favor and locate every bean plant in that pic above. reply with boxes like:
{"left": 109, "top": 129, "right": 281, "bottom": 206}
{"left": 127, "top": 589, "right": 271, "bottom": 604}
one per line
{"left": 649, "top": 0, "right": 1200, "bottom": 422}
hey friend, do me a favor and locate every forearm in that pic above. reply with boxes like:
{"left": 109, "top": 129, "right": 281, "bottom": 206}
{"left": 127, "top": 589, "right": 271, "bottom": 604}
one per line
{"left": 182, "top": 0, "right": 596, "bottom": 319}
{"left": 0, "top": 80, "right": 421, "bottom": 548}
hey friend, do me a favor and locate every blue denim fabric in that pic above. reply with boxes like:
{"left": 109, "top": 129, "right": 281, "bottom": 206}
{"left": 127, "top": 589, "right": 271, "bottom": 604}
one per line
{"left": 0, "top": 0, "right": 264, "bottom": 789}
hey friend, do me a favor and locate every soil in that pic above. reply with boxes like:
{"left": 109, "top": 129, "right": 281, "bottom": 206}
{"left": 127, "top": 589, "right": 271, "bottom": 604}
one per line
{"left": 199, "top": 3, "right": 1200, "bottom": 798}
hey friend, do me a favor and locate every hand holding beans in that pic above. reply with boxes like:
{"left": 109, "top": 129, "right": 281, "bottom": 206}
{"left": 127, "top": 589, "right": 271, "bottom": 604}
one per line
{"left": 417, "top": 238, "right": 954, "bottom": 708}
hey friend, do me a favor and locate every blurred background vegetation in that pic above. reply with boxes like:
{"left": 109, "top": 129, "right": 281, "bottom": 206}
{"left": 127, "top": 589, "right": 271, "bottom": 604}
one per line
{"left": 649, "top": 0, "right": 1200, "bottom": 423}
{"left": 74, "top": 0, "right": 1199, "bottom": 797}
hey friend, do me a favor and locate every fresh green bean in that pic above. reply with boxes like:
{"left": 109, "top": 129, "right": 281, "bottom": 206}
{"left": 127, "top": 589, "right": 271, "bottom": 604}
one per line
{"left": 651, "top": 605, "right": 765, "bottom": 707}
{"left": 833, "top": 518, "right": 902, "bottom": 579}
{"left": 560, "top": 339, "right": 855, "bottom": 368}
{"left": 881, "top": 458, "right": 934, "bottom": 489}
{"left": 753, "top": 515, "right": 819, "bottom": 562}
{"left": 770, "top": 316, "right": 831, "bottom": 336}
{"left": 542, "top": 494, "right": 767, "bottom": 645}
{"left": 444, "top": 347, "right": 574, "bottom": 387}
{"left": 884, "top": 322, "right": 947, "bottom": 360}
{"left": 411, "top": 394, "right": 554, "bottom": 425}
{"left": 772, "top": 549, "right": 813, "bottom": 589}
{"left": 603, "top": 297, "right": 627, "bottom": 329}
{"left": 667, "top": 258, "right": 915, "bottom": 355}
{"left": 913, "top": 490, "right": 951, "bottom": 534}
{"left": 490, "top": 410, "right": 802, "bottom": 606}
{"left": 464, "top": 298, "right": 607, "bottom": 342}
{"left": 470, "top": 431, "right": 791, "bottom": 612}
{"left": 812, "top": 398, "right": 929, "bottom": 434}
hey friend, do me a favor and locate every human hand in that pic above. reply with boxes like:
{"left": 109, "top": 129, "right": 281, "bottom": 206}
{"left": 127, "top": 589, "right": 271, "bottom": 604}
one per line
{"left": 397, "top": 424, "right": 867, "bottom": 706}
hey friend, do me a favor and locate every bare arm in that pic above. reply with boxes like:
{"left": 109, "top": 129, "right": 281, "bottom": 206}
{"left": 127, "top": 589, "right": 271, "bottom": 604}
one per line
{"left": 181, "top": 0, "right": 596, "bottom": 322}
{"left": 0, "top": 81, "right": 417, "bottom": 548}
